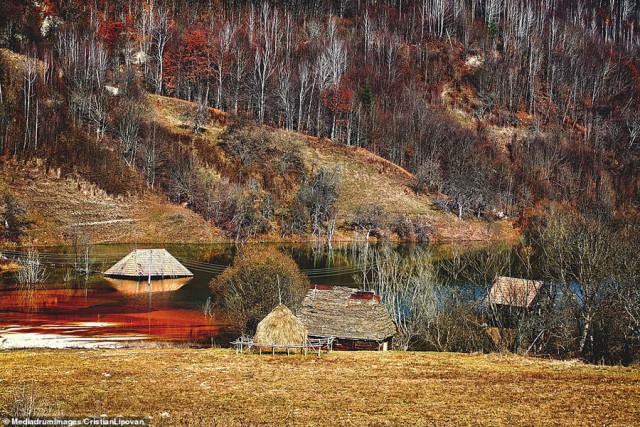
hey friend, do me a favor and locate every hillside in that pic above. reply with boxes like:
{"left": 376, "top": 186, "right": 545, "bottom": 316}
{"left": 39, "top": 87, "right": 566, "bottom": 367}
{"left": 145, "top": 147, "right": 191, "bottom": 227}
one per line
{"left": 1, "top": 0, "right": 639, "bottom": 248}
{"left": 1, "top": 348, "right": 638, "bottom": 426}
{"left": 302, "top": 136, "right": 514, "bottom": 241}
{"left": 0, "top": 49, "right": 516, "bottom": 246}
{"left": 150, "top": 94, "right": 516, "bottom": 242}
{"left": 0, "top": 161, "right": 219, "bottom": 245}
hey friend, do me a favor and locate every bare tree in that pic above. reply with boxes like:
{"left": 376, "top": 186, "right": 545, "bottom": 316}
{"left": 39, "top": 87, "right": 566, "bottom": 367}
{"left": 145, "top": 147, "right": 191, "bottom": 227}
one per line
{"left": 297, "top": 167, "right": 340, "bottom": 243}
{"left": 212, "top": 20, "right": 233, "bottom": 109}
{"left": 151, "top": 7, "right": 171, "bottom": 95}
{"left": 352, "top": 204, "right": 386, "bottom": 240}
{"left": 16, "top": 247, "right": 48, "bottom": 286}
{"left": 537, "top": 208, "right": 619, "bottom": 357}
{"left": 115, "top": 98, "right": 142, "bottom": 165}
{"left": 253, "top": 2, "right": 281, "bottom": 123}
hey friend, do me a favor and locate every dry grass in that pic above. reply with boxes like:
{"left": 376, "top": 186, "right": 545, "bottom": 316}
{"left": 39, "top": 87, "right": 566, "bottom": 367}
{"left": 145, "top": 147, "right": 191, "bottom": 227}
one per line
{"left": 0, "top": 349, "right": 638, "bottom": 426}
{"left": 149, "top": 94, "right": 227, "bottom": 139}
{"left": 1, "top": 160, "right": 220, "bottom": 245}
{"left": 254, "top": 304, "right": 307, "bottom": 349}
{"left": 303, "top": 138, "right": 517, "bottom": 242}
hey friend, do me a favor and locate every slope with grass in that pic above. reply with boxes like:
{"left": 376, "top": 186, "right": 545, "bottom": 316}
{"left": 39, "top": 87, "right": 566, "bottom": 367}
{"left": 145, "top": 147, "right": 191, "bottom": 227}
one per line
{"left": 0, "top": 42, "right": 516, "bottom": 245}
{"left": 0, "top": 161, "right": 219, "bottom": 245}
{"left": 0, "top": 348, "right": 638, "bottom": 426}
{"left": 151, "top": 95, "right": 517, "bottom": 243}
{"left": 302, "top": 136, "right": 515, "bottom": 241}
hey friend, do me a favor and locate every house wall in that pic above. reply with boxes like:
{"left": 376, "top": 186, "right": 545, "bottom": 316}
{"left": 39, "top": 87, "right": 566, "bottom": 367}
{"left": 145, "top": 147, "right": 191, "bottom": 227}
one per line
{"left": 332, "top": 338, "right": 392, "bottom": 351}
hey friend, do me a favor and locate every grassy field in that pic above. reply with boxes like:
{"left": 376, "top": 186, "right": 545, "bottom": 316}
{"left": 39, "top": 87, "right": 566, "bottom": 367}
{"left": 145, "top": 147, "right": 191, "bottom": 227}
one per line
{"left": 0, "top": 349, "right": 638, "bottom": 426}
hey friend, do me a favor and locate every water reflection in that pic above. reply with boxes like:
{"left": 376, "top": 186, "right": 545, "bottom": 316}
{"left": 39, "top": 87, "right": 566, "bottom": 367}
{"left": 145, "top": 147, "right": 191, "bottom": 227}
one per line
{"left": 104, "top": 277, "right": 191, "bottom": 295}
{"left": 0, "top": 242, "right": 532, "bottom": 347}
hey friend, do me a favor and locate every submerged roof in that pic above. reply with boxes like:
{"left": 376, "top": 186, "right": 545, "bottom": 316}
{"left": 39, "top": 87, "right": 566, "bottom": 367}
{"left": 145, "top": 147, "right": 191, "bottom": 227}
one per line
{"left": 103, "top": 249, "right": 193, "bottom": 279}
{"left": 298, "top": 286, "right": 396, "bottom": 342}
{"left": 488, "top": 276, "right": 543, "bottom": 308}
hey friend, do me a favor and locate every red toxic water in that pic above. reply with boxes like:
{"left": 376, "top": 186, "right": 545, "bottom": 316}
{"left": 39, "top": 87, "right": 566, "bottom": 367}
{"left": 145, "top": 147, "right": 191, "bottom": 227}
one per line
{"left": 0, "top": 279, "right": 225, "bottom": 346}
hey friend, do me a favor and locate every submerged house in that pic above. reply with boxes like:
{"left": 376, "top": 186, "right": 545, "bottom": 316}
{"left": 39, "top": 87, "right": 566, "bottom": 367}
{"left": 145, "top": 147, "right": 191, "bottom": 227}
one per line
{"left": 486, "top": 276, "right": 544, "bottom": 327}
{"left": 104, "top": 249, "right": 193, "bottom": 279}
{"left": 103, "top": 249, "right": 193, "bottom": 294}
{"left": 488, "top": 276, "right": 543, "bottom": 309}
{"left": 298, "top": 285, "right": 396, "bottom": 351}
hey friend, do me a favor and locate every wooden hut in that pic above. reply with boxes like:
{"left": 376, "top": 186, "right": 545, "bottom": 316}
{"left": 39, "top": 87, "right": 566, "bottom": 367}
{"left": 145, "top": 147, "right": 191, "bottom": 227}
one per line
{"left": 488, "top": 276, "right": 543, "bottom": 309}
{"left": 253, "top": 304, "right": 307, "bottom": 353}
{"left": 103, "top": 249, "right": 193, "bottom": 280}
{"left": 486, "top": 276, "right": 544, "bottom": 328}
{"left": 298, "top": 286, "right": 396, "bottom": 351}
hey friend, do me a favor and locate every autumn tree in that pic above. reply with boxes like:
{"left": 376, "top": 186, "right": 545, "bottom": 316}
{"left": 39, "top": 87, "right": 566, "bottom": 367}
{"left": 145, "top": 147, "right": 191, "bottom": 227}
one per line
{"left": 209, "top": 246, "right": 310, "bottom": 334}
{"left": 164, "top": 29, "right": 213, "bottom": 101}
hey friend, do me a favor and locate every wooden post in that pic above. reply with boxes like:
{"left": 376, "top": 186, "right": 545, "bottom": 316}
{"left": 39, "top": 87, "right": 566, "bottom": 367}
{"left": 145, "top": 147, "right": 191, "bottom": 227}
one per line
{"left": 148, "top": 250, "right": 153, "bottom": 286}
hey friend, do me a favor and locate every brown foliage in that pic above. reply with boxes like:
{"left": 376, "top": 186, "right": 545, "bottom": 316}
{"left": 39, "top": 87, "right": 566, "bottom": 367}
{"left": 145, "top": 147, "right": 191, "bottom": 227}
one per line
{"left": 209, "top": 246, "right": 310, "bottom": 334}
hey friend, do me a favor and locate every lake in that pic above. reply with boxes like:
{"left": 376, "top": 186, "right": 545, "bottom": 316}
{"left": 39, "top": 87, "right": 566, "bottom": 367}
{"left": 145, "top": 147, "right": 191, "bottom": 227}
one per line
{"left": 0, "top": 242, "right": 529, "bottom": 348}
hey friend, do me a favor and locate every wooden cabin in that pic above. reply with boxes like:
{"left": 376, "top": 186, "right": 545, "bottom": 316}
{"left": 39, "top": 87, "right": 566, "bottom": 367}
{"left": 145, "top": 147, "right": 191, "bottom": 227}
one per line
{"left": 486, "top": 276, "right": 543, "bottom": 327}
{"left": 298, "top": 285, "right": 396, "bottom": 351}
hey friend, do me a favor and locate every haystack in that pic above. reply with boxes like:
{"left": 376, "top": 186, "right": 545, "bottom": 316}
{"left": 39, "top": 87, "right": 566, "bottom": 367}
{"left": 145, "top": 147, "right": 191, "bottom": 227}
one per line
{"left": 103, "top": 249, "right": 192, "bottom": 279}
{"left": 254, "top": 304, "right": 307, "bottom": 350}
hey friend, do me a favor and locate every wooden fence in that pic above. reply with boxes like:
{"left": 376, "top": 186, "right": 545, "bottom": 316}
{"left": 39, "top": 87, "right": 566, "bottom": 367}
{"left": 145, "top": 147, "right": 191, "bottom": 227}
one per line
{"left": 230, "top": 336, "right": 335, "bottom": 356}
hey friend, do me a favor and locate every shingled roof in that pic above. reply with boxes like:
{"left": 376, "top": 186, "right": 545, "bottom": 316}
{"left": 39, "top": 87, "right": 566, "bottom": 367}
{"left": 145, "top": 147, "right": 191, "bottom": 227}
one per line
{"left": 103, "top": 249, "right": 193, "bottom": 279}
{"left": 488, "top": 276, "right": 543, "bottom": 308}
{"left": 298, "top": 286, "right": 396, "bottom": 342}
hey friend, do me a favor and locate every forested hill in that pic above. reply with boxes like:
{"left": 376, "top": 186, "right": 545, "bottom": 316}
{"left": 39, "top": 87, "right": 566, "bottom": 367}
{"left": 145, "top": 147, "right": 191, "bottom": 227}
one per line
{"left": 1, "top": 0, "right": 639, "bottom": 244}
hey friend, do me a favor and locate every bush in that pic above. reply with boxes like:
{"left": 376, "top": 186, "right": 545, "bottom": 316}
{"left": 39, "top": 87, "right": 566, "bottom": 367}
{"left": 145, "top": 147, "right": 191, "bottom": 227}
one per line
{"left": 209, "top": 246, "right": 310, "bottom": 334}
{"left": 390, "top": 214, "right": 432, "bottom": 243}
{"left": 217, "top": 123, "right": 306, "bottom": 194}
{"left": 0, "top": 191, "right": 32, "bottom": 243}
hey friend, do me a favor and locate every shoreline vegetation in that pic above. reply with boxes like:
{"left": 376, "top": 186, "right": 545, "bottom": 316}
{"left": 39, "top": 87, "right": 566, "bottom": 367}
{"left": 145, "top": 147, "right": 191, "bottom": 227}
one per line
{"left": 0, "top": 232, "right": 518, "bottom": 249}
{"left": 0, "top": 164, "right": 518, "bottom": 246}
{"left": 0, "top": 348, "right": 638, "bottom": 426}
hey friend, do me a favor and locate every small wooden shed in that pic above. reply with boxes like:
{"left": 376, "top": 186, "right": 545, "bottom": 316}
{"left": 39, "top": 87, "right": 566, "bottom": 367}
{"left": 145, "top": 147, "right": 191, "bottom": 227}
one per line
{"left": 103, "top": 249, "right": 193, "bottom": 280}
{"left": 486, "top": 276, "right": 544, "bottom": 328}
{"left": 488, "top": 276, "right": 543, "bottom": 309}
{"left": 298, "top": 286, "right": 396, "bottom": 351}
